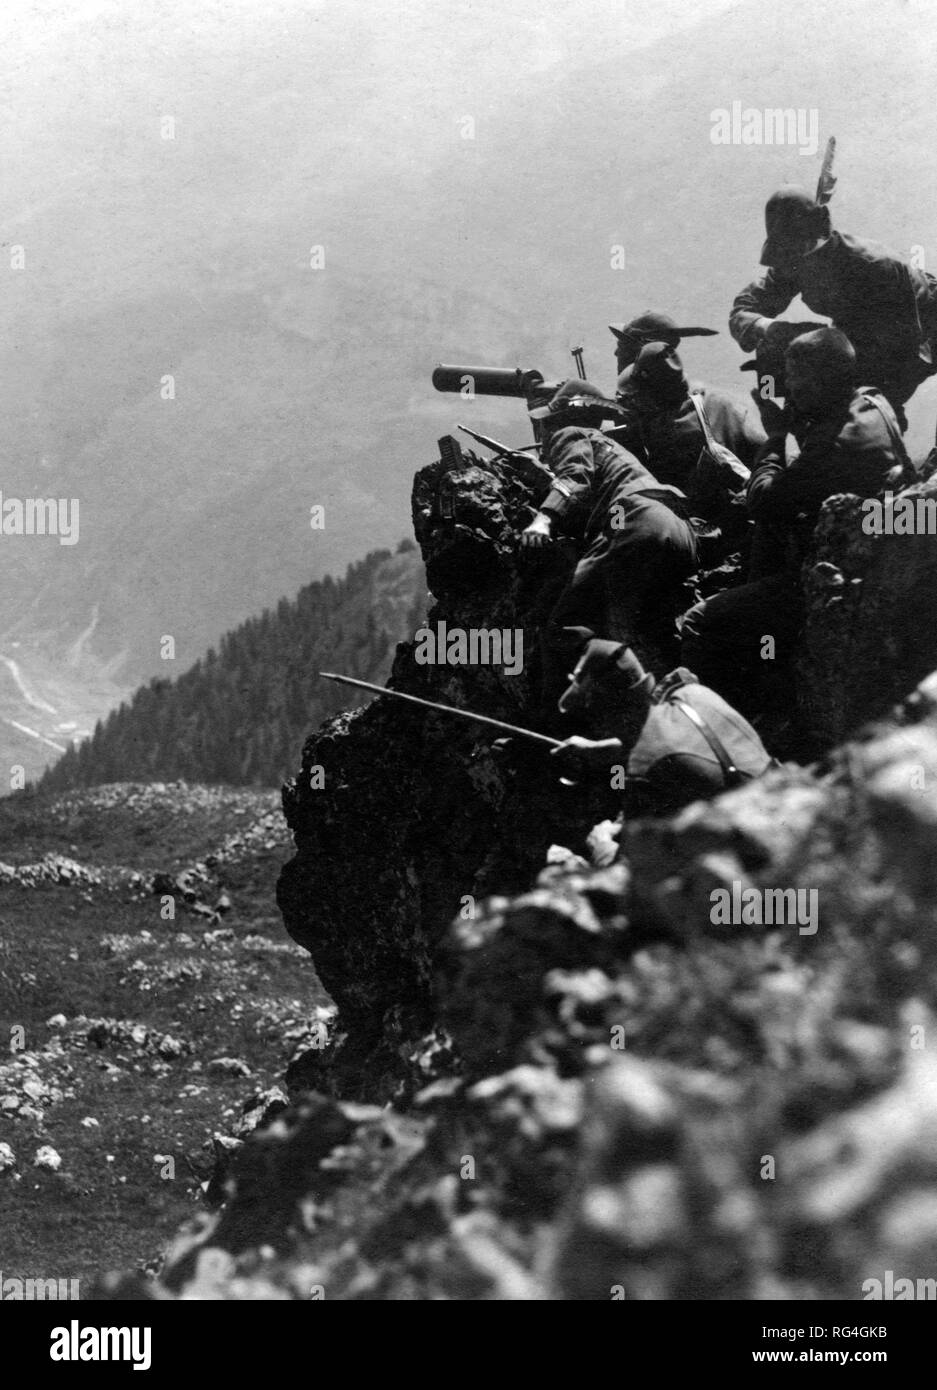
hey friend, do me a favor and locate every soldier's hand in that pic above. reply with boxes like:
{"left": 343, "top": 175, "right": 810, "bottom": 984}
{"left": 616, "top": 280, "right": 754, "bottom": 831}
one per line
{"left": 751, "top": 388, "right": 786, "bottom": 436}
{"left": 520, "top": 514, "right": 553, "bottom": 549}
{"left": 755, "top": 317, "right": 789, "bottom": 347}
{"left": 551, "top": 735, "right": 624, "bottom": 775}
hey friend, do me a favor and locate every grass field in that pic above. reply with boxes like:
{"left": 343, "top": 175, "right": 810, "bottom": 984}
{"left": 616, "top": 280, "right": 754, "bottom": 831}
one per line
{"left": 0, "top": 782, "right": 327, "bottom": 1294}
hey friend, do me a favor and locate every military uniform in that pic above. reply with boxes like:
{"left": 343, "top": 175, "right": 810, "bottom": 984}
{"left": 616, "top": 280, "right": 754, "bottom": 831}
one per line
{"left": 626, "top": 667, "right": 773, "bottom": 814}
{"left": 610, "top": 343, "right": 764, "bottom": 563}
{"left": 731, "top": 231, "right": 937, "bottom": 411}
{"left": 747, "top": 386, "right": 907, "bottom": 569}
{"left": 554, "top": 638, "right": 773, "bottom": 820}
{"left": 611, "top": 381, "right": 765, "bottom": 518}
{"left": 536, "top": 425, "right": 697, "bottom": 715}
{"left": 681, "top": 386, "right": 904, "bottom": 712}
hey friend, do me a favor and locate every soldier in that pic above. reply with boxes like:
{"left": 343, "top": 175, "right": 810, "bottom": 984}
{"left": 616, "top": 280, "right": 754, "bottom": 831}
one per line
{"left": 730, "top": 185, "right": 937, "bottom": 426}
{"left": 611, "top": 340, "right": 765, "bottom": 539}
{"left": 519, "top": 379, "right": 697, "bottom": 725}
{"left": 551, "top": 630, "right": 773, "bottom": 828}
{"left": 609, "top": 310, "right": 718, "bottom": 376}
{"left": 681, "top": 327, "right": 907, "bottom": 716}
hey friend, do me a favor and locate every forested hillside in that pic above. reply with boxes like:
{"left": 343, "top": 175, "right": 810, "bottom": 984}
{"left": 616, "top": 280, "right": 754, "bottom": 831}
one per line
{"left": 40, "top": 542, "right": 426, "bottom": 790}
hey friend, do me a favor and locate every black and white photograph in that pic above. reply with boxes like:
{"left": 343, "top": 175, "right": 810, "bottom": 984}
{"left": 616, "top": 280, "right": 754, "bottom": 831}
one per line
{"left": 1, "top": 0, "right": 936, "bottom": 1343}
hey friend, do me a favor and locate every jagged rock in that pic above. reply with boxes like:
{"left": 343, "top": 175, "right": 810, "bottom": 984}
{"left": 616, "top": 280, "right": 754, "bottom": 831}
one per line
{"left": 165, "top": 1095, "right": 362, "bottom": 1276}
{"left": 437, "top": 864, "right": 630, "bottom": 1077}
{"left": 79, "top": 1018, "right": 191, "bottom": 1060}
{"left": 799, "top": 477, "right": 937, "bottom": 745}
{"left": 100, "top": 459, "right": 937, "bottom": 1300}
{"left": 278, "top": 458, "right": 937, "bottom": 1097}
{"left": 0, "top": 853, "right": 103, "bottom": 889}
{"left": 33, "top": 1145, "right": 62, "bottom": 1172}
{"left": 278, "top": 457, "right": 629, "bottom": 1091}
{"left": 551, "top": 1055, "right": 756, "bottom": 1300}
{"left": 207, "top": 1057, "right": 252, "bottom": 1077}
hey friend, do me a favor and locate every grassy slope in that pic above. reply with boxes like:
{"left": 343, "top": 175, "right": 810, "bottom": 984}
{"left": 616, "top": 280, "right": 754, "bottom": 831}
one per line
{"left": 0, "top": 783, "right": 325, "bottom": 1292}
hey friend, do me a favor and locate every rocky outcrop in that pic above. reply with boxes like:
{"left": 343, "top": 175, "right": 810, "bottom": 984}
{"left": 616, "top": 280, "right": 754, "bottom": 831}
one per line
{"left": 799, "top": 475, "right": 937, "bottom": 745}
{"left": 110, "top": 453, "right": 937, "bottom": 1299}
{"left": 277, "top": 452, "right": 937, "bottom": 1098}
{"left": 113, "top": 668, "right": 937, "bottom": 1300}
{"left": 277, "top": 452, "right": 620, "bottom": 1096}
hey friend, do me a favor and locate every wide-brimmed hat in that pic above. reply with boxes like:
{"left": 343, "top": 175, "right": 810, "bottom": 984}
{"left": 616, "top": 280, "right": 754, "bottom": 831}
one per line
{"left": 609, "top": 310, "right": 717, "bottom": 347}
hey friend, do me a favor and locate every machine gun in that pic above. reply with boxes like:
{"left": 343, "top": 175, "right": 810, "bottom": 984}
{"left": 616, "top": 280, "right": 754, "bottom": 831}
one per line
{"left": 432, "top": 364, "right": 564, "bottom": 441}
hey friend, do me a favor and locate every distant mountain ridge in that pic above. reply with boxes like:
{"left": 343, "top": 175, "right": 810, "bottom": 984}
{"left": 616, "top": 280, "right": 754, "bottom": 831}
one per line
{"left": 3, "top": 0, "right": 935, "bottom": 779}
{"left": 39, "top": 542, "right": 426, "bottom": 791}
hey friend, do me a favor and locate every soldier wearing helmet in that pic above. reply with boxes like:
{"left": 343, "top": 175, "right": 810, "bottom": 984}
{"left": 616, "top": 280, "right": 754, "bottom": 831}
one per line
{"left": 731, "top": 185, "right": 937, "bottom": 423}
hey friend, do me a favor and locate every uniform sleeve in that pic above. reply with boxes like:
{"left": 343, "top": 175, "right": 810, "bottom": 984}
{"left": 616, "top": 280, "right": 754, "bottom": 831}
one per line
{"left": 746, "top": 438, "right": 791, "bottom": 521}
{"left": 730, "top": 269, "right": 798, "bottom": 350}
{"left": 539, "top": 426, "right": 597, "bottom": 521}
{"left": 852, "top": 255, "right": 924, "bottom": 357}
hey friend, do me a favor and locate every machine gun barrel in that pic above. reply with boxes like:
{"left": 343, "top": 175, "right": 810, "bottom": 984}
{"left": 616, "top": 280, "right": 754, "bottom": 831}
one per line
{"left": 432, "top": 363, "right": 561, "bottom": 402}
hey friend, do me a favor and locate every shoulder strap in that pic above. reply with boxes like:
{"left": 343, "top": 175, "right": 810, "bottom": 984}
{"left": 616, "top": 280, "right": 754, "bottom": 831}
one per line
{"left": 671, "top": 696, "right": 749, "bottom": 787}
{"left": 689, "top": 392, "right": 718, "bottom": 453}
{"left": 859, "top": 389, "right": 915, "bottom": 475}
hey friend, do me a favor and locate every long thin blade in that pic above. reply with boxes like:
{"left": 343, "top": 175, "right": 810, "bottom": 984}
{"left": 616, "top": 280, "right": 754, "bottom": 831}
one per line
{"left": 815, "top": 135, "right": 837, "bottom": 206}
{"left": 319, "top": 671, "right": 562, "bottom": 748}
{"left": 457, "top": 423, "right": 543, "bottom": 458}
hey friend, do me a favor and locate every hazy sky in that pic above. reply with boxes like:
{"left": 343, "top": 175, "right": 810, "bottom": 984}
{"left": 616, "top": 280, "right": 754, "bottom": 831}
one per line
{"left": 0, "top": 0, "right": 935, "bottom": 764}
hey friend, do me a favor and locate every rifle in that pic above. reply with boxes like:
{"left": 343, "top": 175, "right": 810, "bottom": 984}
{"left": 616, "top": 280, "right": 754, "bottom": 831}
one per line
{"left": 454, "top": 424, "right": 554, "bottom": 495}
{"left": 319, "top": 671, "right": 563, "bottom": 750}
{"left": 455, "top": 423, "right": 544, "bottom": 460}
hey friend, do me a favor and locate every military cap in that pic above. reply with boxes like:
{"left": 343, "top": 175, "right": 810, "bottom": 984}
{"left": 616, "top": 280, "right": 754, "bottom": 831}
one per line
{"left": 609, "top": 311, "right": 717, "bottom": 348}
{"left": 528, "top": 377, "right": 620, "bottom": 421}
{"left": 558, "top": 628, "right": 654, "bottom": 713}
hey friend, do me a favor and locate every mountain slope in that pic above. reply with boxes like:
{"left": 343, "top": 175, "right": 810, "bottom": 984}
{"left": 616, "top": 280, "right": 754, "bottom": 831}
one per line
{"left": 39, "top": 542, "right": 426, "bottom": 792}
{"left": 1, "top": 0, "right": 935, "bottom": 774}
